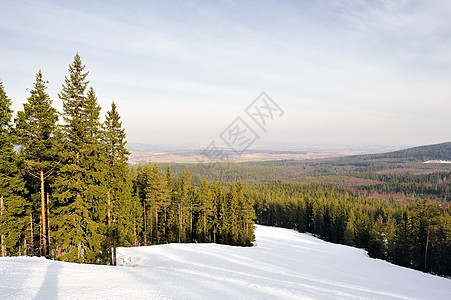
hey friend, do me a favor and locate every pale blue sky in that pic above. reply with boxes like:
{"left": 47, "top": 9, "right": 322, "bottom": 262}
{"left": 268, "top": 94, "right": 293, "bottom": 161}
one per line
{"left": 1, "top": 0, "right": 450, "bottom": 147}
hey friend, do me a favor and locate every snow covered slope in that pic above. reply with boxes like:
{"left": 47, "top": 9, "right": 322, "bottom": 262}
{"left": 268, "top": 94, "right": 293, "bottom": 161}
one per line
{"left": 1, "top": 225, "right": 450, "bottom": 299}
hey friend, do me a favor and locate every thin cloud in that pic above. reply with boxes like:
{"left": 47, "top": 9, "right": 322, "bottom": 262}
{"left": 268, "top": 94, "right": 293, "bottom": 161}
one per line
{"left": 0, "top": 0, "right": 450, "bottom": 146}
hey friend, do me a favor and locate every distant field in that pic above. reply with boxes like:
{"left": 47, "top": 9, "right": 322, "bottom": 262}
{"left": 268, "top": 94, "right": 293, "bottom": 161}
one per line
{"left": 128, "top": 150, "right": 365, "bottom": 164}
{"left": 127, "top": 143, "right": 404, "bottom": 165}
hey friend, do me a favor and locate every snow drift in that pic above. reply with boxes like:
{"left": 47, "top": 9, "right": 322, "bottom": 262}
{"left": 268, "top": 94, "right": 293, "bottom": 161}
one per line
{"left": 0, "top": 225, "right": 450, "bottom": 299}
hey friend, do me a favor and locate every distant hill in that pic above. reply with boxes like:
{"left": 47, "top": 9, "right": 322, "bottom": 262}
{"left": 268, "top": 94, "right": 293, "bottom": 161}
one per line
{"left": 349, "top": 142, "right": 451, "bottom": 162}
{"left": 153, "top": 142, "right": 451, "bottom": 182}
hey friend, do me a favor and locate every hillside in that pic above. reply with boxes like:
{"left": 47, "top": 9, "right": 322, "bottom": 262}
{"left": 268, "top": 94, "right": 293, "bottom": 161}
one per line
{"left": 155, "top": 141, "right": 451, "bottom": 183}
{"left": 0, "top": 226, "right": 449, "bottom": 299}
{"left": 354, "top": 142, "right": 451, "bottom": 161}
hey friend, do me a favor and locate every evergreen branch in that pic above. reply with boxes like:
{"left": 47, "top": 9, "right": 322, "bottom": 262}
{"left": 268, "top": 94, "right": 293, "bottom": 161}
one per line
{"left": 26, "top": 168, "right": 40, "bottom": 179}
{"left": 44, "top": 159, "right": 62, "bottom": 180}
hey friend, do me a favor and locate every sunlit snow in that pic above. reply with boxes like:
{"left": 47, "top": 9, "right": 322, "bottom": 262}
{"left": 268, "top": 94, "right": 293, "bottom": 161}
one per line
{"left": 0, "top": 225, "right": 450, "bottom": 299}
{"left": 423, "top": 160, "right": 451, "bottom": 164}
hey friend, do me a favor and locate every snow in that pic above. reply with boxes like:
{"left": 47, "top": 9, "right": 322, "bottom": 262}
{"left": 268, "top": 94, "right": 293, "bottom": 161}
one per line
{"left": 423, "top": 160, "right": 451, "bottom": 164}
{"left": 1, "top": 226, "right": 450, "bottom": 299}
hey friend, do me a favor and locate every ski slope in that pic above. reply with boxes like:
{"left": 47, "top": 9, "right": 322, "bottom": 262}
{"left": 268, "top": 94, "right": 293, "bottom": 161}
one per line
{"left": 0, "top": 225, "right": 450, "bottom": 299}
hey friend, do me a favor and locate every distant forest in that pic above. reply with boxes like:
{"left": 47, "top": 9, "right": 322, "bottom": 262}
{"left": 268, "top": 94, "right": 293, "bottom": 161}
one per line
{"left": 1, "top": 54, "right": 450, "bottom": 277}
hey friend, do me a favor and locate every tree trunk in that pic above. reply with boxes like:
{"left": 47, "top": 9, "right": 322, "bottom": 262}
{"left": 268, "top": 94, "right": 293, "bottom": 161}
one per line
{"left": 424, "top": 218, "right": 431, "bottom": 272}
{"left": 190, "top": 202, "right": 193, "bottom": 240}
{"left": 113, "top": 237, "right": 117, "bottom": 266}
{"left": 163, "top": 207, "right": 167, "bottom": 240}
{"left": 40, "top": 165, "right": 47, "bottom": 257}
{"left": 143, "top": 204, "right": 147, "bottom": 246}
{"left": 77, "top": 242, "right": 82, "bottom": 260}
{"left": 132, "top": 198, "right": 137, "bottom": 247}
{"left": 1, "top": 196, "right": 5, "bottom": 257}
{"left": 40, "top": 214, "right": 42, "bottom": 255}
{"left": 149, "top": 204, "right": 153, "bottom": 244}
{"left": 133, "top": 200, "right": 137, "bottom": 247}
{"left": 178, "top": 203, "right": 182, "bottom": 243}
{"left": 244, "top": 211, "right": 248, "bottom": 242}
{"left": 108, "top": 192, "right": 112, "bottom": 265}
{"left": 203, "top": 204, "right": 207, "bottom": 242}
{"left": 30, "top": 213, "right": 34, "bottom": 255}
{"left": 47, "top": 193, "right": 50, "bottom": 252}
{"left": 155, "top": 203, "right": 158, "bottom": 244}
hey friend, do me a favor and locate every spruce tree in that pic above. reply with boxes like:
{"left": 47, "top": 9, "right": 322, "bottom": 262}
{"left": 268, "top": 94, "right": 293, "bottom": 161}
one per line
{"left": 197, "top": 177, "right": 213, "bottom": 242}
{"left": 15, "top": 70, "right": 59, "bottom": 257}
{"left": 103, "top": 102, "right": 132, "bottom": 265}
{"left": 130, "top": 166, "right": 144, "bottom": 247}
{"left": 178, "top": 169, "right": 191, "bottom": 243}
{"left": 52, "top": 54, "right": 107, "bottom": 263}
{"left": 146, "top": 163, "right": 164, "bottom": 244}
{"left": 0, "top": 81, "right": 28, "bottom": 256}
{"left": 137, "top": 163, "right": 151, "bottom": 246}
{"left": 210, "top": 178, "right": 221, "bottom": 243}
{"left": 236, "top": 178, "right": 255, "bottom": 245}
{"left": 161, "top": 166, "right": 173, "bottom": 242}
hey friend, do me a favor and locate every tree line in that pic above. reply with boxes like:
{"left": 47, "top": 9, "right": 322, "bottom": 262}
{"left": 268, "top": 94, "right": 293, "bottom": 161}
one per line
{"left": 248, "top": 181, "right": 451, "bottom": 277}
{"left": 131, "top": 165, "right": 254, "bottom": 248}
{"left": 0, "top": 54, "right": 255, "bottom": 265}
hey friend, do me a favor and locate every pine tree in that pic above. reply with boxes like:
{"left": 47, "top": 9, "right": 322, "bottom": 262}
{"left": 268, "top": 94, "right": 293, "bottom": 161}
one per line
{"left": 137, "top": 163, "right": 151, "bottom": 246}
{"left": 143, "top": 162, "right": 164, "bottom": 244}
{"left": 394, "top": 210, "right": 411, "bottom": 267}
{"left": 344, "top": 209, "right": 356, "bottom": 246}
{"left": 103, "top": 102, "right": 131, "bottom": 265}
{"left": 0, "top": 81, "right": 28, "bottom": 257}
{"left": 197, "top": 177, "right": 213, "bottom": 242}
{"left": 236, "top": 178, "right": 255, "bottom": 245}
{"left": 217, "top": 183, "right": 230, "bottom": 244}
{"left": 368, "top": 215, "right": 385, "bottom": 259}
{"left": 130, "top": 166, "right": 143, "bottom": 247}
{"left": 384, "top": 215, "right": 397, "bottom": 262}
{"left": 52, "top": 54, "right": 107, "bottom": 263}
{"left": 210, "top": 178, "right": 221, "bottom": 243}
{"left": 177, "top": 169, "right": 191, "bottom": 243}
{"left": 15, "top": 70, "right": 59, "bottom": 257}
{"left": 160, "top": 166, "right": 173, "bottom": 242}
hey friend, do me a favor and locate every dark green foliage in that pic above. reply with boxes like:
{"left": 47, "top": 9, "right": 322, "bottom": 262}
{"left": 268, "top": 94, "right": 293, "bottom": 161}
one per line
{"left": 15, "top": 70, "right": 59, "bottom": 257}
{"left": 103, "top": 102, "right": 132, "bottom": 263}
{"left": 131, "top": 164, "right": 255, "bottom": 247}
{"left": 1, "top": 54, "right": 256, "bottom": 264}
{"left": 351, "top": 171, "right": 451, "bottom": 201}
{"left": 15, "top": 70, "right": 59, "bottom": 170}
{"left": 52, "top": 54, "right": 108, "bottom": 263}
{"left": 197, "top": 177, "right": 214, "bottom": 242}
{"left": 248, "top": 181, "right": 451, "bottom": 277}
{"left": 158, "top": 142, "right": 451, "bottom": 184}
{"left": 0, "top": 81, "right": 28, "bottom": 256}
{"left": 354, "top": 142, "right": 451, "bottom": 161}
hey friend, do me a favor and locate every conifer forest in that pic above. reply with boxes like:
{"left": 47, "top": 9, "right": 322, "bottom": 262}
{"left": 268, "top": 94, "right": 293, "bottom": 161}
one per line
{"left": 1, "top": 54, "right": 450, "bottom": 278}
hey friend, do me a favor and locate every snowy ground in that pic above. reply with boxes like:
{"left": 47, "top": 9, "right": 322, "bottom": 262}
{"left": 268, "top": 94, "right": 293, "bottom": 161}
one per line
{"left": 1, "top": 226, "right": 450, "bottom": 299}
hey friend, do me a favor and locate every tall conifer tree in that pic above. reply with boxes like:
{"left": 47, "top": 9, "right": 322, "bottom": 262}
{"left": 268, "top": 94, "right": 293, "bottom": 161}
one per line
{"left": 197, "top": 177, "right": 213, "bottom": 242}
{"left": 15, "top": 70, "right": 59, "bottom": 257}
{"left": 52, "top": 54, "right": 107, "bottom": 263}
{"left": 146, "top": 163, "right": 164, "bottom": 244}
{"left": 0, "top": 81, "right": 28, "bottom": 256}
{"left": 178, "top": 169, "right": 191, "bottom": 243}
{"left": 103, "top": 102, "right": 132, "bottom": 265}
